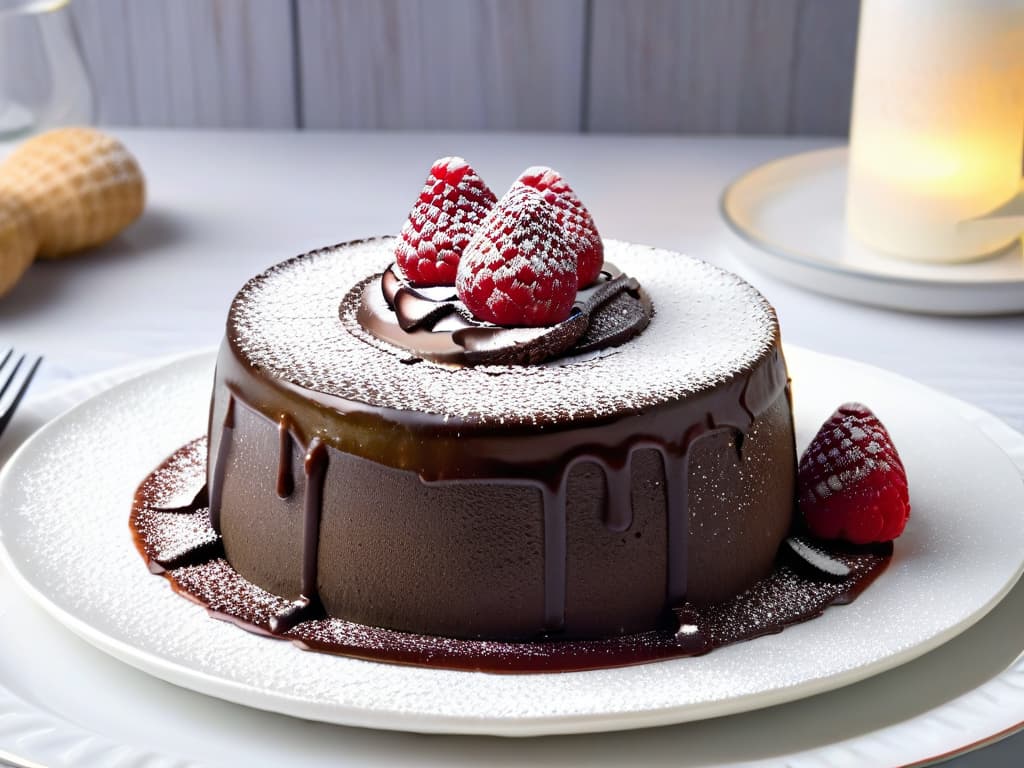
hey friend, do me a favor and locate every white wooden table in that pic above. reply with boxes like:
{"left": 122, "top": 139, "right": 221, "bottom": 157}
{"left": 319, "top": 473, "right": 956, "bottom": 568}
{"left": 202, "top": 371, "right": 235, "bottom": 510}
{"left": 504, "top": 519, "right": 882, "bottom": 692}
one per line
{"left": 1, "top": 130, "right": 1022, "bottom": 766}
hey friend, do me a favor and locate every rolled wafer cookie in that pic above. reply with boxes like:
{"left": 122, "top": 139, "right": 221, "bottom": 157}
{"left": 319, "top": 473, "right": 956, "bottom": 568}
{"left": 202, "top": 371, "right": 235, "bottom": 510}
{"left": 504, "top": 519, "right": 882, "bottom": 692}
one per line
{"left": 0, "top": 193, "right": 39, "bottom": 297}
{"left": 0, "top": 126, "right": 145, "bottom": 259}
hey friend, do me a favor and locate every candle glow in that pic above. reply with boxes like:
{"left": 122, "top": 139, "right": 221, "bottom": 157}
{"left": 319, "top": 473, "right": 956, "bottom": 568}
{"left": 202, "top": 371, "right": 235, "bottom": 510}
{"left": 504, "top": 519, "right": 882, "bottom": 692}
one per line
{"left": 846, "top": 0, "right": 1024, "bottom": 263}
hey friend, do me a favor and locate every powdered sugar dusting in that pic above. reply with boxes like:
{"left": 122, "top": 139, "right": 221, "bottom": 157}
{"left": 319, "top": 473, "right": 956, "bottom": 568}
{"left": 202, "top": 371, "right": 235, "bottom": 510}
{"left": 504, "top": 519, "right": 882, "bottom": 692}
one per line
{"left": 132, "top": 438, "right": 218, "bottom": 566}
{"left": 228, "top": 237, "right": 779, "bottom": 426}
{"left": 136, "top": 437, "right": 205, "bottom": 510}
{"left": 173, "top": 558, "right": 293, "bottom": 628}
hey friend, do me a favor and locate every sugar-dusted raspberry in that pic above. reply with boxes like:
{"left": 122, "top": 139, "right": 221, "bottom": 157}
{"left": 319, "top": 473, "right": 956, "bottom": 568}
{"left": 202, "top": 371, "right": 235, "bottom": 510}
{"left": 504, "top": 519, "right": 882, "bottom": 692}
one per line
{"left": 455, "top": 184, "right": 579, "bottom": 327}
{"left": 799, "top": 402, "right": 910, "bottom": 544}
{"left": 517, "top": 166, "right": 603, "bottom": 287}
{"left": 395, "top": 157, "right": 496, "bottom": 286}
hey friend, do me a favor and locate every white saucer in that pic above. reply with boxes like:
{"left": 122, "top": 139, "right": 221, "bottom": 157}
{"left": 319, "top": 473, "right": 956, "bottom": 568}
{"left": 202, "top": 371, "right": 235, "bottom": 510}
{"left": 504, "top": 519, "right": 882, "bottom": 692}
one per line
{"left": 2, "top": 351, "right": 1024, "bottom": 765}
{"left": 720, "top": 147, "right": 1024, "bottom": 315}
{"left": 1, "top": 347, "right": 1023, "bottom": 741}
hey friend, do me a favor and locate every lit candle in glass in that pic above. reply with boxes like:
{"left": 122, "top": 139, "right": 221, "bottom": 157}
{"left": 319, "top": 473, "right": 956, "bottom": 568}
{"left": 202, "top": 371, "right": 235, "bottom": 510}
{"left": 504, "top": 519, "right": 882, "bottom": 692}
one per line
{"left": 846, "top": 0, "right": 1024, "bottom": 263}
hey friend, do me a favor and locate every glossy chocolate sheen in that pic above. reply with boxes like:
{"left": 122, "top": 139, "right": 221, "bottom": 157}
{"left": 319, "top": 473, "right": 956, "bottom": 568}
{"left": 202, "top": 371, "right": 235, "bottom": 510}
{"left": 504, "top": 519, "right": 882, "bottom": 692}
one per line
{"left": 207, "top": 238, "right": 796, "bottom": 640}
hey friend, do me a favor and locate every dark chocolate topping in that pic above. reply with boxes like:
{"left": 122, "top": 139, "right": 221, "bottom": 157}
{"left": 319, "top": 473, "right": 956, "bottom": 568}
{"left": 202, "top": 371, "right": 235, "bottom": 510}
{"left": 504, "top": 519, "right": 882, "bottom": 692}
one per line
{"left": 354, "top": 262, "right": 651, "bottom": 366}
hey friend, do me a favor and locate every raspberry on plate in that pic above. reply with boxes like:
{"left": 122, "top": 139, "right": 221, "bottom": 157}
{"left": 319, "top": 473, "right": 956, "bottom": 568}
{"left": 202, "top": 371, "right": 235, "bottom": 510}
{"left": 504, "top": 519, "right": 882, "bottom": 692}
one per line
{"left": 395, "top": 156, "right": 497, "bottom": 286}
{"left": 517, "top": 166, "right": 603, "bottom": 287}
{"left": 455, "top": 184, "right": 579, "bottom": 327}
{"left": 798, "top": 402, "right": 910, "bottom": 544}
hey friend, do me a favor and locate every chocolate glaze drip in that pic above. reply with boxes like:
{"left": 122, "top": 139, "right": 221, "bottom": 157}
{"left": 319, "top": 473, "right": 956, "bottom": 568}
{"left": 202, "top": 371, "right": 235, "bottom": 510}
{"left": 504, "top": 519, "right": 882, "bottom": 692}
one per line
{"left": 354, "top": 263, "right": 651, "bottom": 366}
{"left": 132, "top": 438, "right": 892, "bottom": 672}
{"left": 276, "top": 418, "right": 293, "bottom": 498}
{"left": 663, "top": 448, "right": 692, "bottom": 606}
{"left": 602, "top": 459, "right": 633, "bottom": 533}
{"left": 220, "top": 393, "right": 775, "bottom": 632}
{"left": 541, "top": 479, "right": 568, "bottom": 631}
{"left": 208, "top": 393, "right": 234, "bottom": 535}
{"left": 301, "top": 439, "right": 328, "bottom": 600}
{"left": 209, "top": 337, "right": 791, "bottom": 635}
{"left": 212, "top": 395, "right": 331, "bottom": 634}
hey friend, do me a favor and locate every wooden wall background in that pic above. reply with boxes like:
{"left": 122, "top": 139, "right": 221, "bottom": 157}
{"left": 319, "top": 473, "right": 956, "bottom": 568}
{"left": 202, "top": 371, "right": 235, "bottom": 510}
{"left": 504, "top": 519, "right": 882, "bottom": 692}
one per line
{"left": 69, "top": 0, "right": 861, "bottom": 134}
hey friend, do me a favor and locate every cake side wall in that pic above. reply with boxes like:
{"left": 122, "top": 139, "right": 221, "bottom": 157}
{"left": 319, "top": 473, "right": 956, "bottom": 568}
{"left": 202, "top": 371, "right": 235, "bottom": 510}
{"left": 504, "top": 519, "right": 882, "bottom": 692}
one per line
{"left": 207, "top": 379, "right": 797, "bottom": 641}
{"left": 206, "top": 241, "right": 795, "bottom": 641}
{"left": 315, "top": 451, "right": 547, "bottom": 639}
{"left": 686, "top": 393, "right": 796, "bottom": 604}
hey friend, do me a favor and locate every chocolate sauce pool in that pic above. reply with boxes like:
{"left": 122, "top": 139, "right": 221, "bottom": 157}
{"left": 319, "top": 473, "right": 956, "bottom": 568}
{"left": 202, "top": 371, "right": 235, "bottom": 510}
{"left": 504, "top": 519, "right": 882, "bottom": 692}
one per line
{"left": 132, "top": 438, "right": 892, "bottom": 673}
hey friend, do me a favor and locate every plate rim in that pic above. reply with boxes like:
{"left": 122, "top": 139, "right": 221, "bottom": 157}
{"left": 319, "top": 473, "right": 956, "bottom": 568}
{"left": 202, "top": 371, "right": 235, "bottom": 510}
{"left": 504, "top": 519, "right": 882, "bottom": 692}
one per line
{"left": 1, "top": 346, "right": 1023, "bottom": 738}
{"left": 719, "top": 147, "right": 1024, "bottom": 306}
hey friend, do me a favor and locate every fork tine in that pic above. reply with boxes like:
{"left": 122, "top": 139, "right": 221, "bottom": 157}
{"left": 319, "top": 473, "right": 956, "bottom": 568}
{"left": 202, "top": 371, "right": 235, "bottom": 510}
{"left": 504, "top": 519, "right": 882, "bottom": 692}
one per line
{"left": 0, "top": 348, "right": 12, "bottom": 374}
{"left": 0, "top": 355, "right": 41, "bottom": 436}
{"left": 0, "top": 354, "right": 25, "bottom": 401}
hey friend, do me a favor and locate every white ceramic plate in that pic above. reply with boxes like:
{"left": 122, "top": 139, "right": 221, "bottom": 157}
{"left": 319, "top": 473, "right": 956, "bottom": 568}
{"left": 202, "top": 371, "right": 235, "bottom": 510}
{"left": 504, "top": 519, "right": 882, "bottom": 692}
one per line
{"left": 720, "top": 147, "right": 1024, "bottom": 315}
{"left": 3, "top": 351, "right": 1024, "bottom": 767}
{"left": 0, "top": 347, "right": 1023, "bottom": 740}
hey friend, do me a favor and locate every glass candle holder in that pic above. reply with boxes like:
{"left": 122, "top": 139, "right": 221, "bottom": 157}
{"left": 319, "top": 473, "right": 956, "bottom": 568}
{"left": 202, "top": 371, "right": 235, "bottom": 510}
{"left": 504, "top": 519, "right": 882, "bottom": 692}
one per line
{"left": 0, "top": 0, "right": 93, "bottom": 139}
{"left": 846, "top": 0, "right": 1024, "bottom": 263}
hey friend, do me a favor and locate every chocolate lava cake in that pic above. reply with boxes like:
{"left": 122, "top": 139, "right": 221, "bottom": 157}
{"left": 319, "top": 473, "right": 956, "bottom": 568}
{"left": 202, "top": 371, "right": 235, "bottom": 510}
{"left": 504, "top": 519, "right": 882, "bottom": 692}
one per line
{"left": 132, "top": 160, "right": 899, "bottom": 671}
{"left": 205, "top": 236, "right": 795, "bottom": 640}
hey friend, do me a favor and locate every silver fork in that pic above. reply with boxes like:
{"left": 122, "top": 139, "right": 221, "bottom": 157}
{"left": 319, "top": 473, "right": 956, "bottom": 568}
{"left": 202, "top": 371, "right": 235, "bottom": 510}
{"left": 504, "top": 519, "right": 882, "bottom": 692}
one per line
{"left": 0, "top": 350, "right": 42, "bottom": 440}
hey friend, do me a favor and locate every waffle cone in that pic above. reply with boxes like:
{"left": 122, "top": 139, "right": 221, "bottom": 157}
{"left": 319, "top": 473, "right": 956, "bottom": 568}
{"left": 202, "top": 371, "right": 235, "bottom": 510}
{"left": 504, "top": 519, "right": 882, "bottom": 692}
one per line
{"left": 0, "top": 127, "right": 145, "bottom": 259}
{"left": 0, "top": 193, "right": 39, "bottom": 296}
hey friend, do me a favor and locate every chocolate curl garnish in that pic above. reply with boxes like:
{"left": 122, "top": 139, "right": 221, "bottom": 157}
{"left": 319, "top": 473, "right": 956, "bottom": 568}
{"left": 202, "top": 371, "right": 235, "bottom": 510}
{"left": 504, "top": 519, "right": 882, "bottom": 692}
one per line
{"left": 355, "top": 263, "right": 650, "bottom": 367}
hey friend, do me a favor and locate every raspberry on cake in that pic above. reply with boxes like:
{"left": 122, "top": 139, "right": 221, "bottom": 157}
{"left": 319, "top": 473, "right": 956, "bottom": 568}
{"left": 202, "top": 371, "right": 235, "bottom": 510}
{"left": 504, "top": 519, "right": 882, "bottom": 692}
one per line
{"left": 395, "top": 156, "right": 496, "bottom": 286}
{"left": 455, "top": 184, "right": 579, "bottom": 327}
{"left": 518, "top": 166, "right": 604, "bottom": 287}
